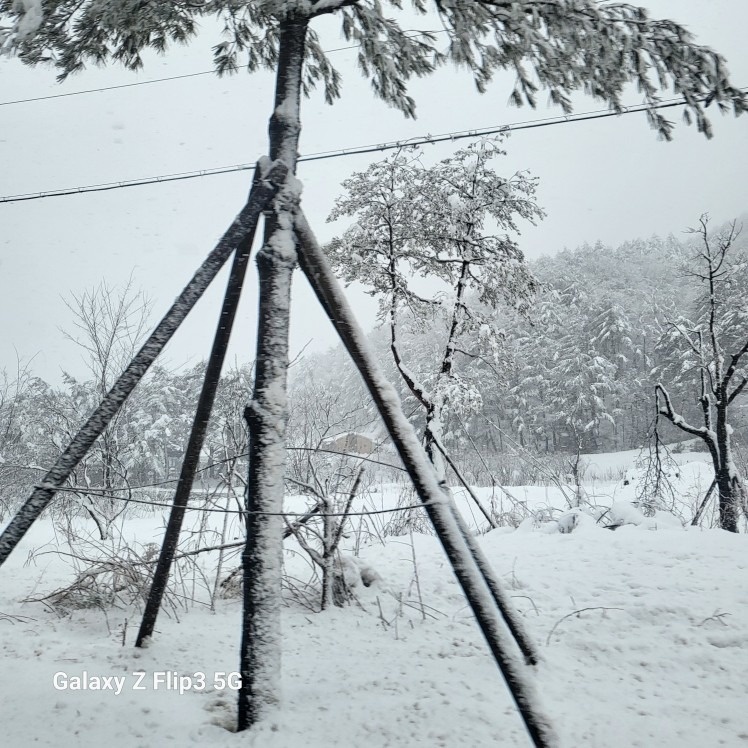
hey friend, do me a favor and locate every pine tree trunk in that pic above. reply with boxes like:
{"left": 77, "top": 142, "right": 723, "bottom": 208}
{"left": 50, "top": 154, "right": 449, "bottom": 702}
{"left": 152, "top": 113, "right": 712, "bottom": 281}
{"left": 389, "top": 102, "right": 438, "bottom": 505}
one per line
{"left": 423, "top": 258, "right": 470, "bottom": 482}
{"left": 238, "top": 17, "right": 307, "bottom": 732}
{"left": 423, "top": 406, "right": 447, "bottom": 482}
{"left": 135, "top": 168, "right": 267, "bottom": 647}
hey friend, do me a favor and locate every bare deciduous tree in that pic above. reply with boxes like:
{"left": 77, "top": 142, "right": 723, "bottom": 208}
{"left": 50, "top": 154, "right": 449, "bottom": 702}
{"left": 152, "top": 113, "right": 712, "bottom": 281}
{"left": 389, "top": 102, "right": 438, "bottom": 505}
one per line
{"left": 655, "top": 217, "right": 748, "bottom": 532}
{"left": 60, "top": 279, "right": 152, "bottom": 537}
{"left": 327, "top": 139, "right": 541, "bottom": 479}
{"left": 0, "top": 356, "right": 36, "bottom": 518}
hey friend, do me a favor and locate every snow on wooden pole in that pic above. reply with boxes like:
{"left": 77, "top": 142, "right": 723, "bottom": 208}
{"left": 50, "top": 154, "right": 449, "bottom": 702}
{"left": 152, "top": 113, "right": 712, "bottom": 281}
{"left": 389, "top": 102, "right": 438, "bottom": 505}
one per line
{"left": 237, "top": 18, "right": 308, "bottom": 733}
{"left": 446, "top": 501, "right": 539, "bottom": 665}
{"left": 433, "top": 438, "right": 498, "bottom": 529}
{"left": 0, "top": 161, "right": 286, "bottom": 568}
{"left": 294, "top": 210, "right": 556, "bottom": 748}
{"left": 429, "top": 438, "right": 538, "bottom": 664}
{"left": 135, "top": 168, "right": 267, "bottom": 647}
{"left": 691, "top": 478, "right": 717, "bottom": 526}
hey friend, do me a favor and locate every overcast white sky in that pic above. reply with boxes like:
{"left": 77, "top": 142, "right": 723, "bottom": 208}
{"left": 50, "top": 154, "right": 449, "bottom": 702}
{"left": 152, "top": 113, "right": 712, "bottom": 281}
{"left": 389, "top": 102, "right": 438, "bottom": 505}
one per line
{"left": 1, "top": 0, "right": 746, "bottom": 384}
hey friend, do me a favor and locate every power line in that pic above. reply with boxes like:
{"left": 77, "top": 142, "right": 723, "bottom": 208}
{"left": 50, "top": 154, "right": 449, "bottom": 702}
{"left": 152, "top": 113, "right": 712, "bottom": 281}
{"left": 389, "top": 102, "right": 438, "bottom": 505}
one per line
{"left": 0, "top": 31, "right": 445, "bottom": 108}
{"left": 47, "top": 484, "right": 434, "bottom": 517}
{"left": 0, "top": 70, "right": 215, "bottom": 107}
{"left": 10, "top": 444, "right": 405, "bottom": 492}
{"left": 3, "top": 92, "right": 735, "bottom": 205}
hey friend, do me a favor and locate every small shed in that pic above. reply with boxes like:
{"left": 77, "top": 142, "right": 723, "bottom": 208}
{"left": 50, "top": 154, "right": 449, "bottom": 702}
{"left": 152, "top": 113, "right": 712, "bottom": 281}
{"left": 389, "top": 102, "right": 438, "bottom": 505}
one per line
{"left": 325, "top": 432, "right": 376, "bottom": 455}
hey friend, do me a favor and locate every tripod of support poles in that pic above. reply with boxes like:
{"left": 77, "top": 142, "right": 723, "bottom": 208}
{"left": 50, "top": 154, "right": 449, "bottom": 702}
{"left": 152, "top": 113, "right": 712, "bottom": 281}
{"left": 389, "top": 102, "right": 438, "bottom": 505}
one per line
{"left": 0, "top": 157, "right": 556, "bottom": 747}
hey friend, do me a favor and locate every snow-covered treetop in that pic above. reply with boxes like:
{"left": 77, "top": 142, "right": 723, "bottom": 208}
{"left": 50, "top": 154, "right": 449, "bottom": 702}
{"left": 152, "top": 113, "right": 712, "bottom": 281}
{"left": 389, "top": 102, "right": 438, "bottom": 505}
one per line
{"left": 1, "top": 1, "right": 745, "bottom": 136}
{"left": 326, "top": 136, "right": 542, "bottom": 322}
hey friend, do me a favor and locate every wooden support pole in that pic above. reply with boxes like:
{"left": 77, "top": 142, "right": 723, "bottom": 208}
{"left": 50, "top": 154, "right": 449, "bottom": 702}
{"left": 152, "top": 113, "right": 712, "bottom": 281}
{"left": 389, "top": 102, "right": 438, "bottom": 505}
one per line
{"left": 0, "top": 161, "right": 286, "bottom": 568}
{"left": 432, "top": 436, "right": 539, "bottom": 665}
{"left": 293, "top": 209, "right": 555, "bottom": 748}
{"left": 691, "top": 478, "right": 717, "bottom": 526}
{"left": 135, "top": 167, "right": 269, "bottom": 647}
{"left": 433, "top": 438, "right": 497, "bottom": 529}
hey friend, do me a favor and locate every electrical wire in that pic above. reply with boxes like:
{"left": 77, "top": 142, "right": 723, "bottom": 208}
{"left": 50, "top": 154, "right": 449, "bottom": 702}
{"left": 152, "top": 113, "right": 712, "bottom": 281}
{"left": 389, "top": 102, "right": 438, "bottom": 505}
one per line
{"left": 0, "top": 70, "right": 216, "bottom": 107}
{"left": 46, "top": 484, "right": 438, "bottom": 516}
{"left": 0, "top": 30, "right": 446, "bottom": 107}
{"left": 8, "top": 444, "right": 405, "bottom": 491}
{"left": 3, "top": 91, "right": 738, "bottom": 205}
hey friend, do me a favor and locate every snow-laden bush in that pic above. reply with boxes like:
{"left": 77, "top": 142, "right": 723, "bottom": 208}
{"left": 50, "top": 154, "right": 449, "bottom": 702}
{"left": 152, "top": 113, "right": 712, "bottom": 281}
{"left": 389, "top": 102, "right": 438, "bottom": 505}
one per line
{"left": 515, "top": 501, "right": 685, "bottom": 534}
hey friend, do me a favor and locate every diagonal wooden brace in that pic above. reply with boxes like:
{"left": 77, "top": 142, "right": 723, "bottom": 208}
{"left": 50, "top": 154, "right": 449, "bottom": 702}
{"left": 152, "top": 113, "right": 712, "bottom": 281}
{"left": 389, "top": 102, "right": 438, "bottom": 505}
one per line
{"left": 292, "top": 208, "right": 555, "bottom": 748}
{"left": 0, "top": 160, "right": 287, "bottom": 568}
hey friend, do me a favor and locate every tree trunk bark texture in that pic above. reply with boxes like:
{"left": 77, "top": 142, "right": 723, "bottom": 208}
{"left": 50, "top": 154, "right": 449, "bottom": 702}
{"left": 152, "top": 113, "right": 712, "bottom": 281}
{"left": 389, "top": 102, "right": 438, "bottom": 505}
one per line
{"left": 238, "top": 17, "right": 308, "bottom": 732}
{"left": 135, "top": 166, "right": 269, "bottom": 647}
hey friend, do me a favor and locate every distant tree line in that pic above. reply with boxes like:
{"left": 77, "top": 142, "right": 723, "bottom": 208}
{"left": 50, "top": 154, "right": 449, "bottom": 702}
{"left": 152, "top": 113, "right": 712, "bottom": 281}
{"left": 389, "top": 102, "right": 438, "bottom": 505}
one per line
{"left": 1, "top": 217, "right": 746, "bottom": 523}
{"left": 314, "top": 215, "right": 748, "bottom": 458}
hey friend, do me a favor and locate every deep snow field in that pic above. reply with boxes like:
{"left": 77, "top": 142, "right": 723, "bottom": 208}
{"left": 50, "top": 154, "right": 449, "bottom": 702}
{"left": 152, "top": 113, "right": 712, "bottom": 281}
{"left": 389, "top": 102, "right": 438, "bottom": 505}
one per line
{"left": 1, "top": 450, "right": 746, "bottom": 747}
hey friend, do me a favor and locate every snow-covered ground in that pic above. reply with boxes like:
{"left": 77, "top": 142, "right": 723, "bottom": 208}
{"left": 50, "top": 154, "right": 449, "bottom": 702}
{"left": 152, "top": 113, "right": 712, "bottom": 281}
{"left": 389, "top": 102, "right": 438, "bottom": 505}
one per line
{"left": 1, "top": 450, "right": 746, "bottom": 747}
{"left": 581, "top": 444, "right": 712, "bottom": 480}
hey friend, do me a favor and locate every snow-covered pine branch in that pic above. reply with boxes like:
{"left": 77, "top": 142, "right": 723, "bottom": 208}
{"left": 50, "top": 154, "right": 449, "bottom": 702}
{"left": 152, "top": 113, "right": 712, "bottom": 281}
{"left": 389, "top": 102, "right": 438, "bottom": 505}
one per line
{"left": 2, "top": 0, "right": 745, "bottom": 132}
